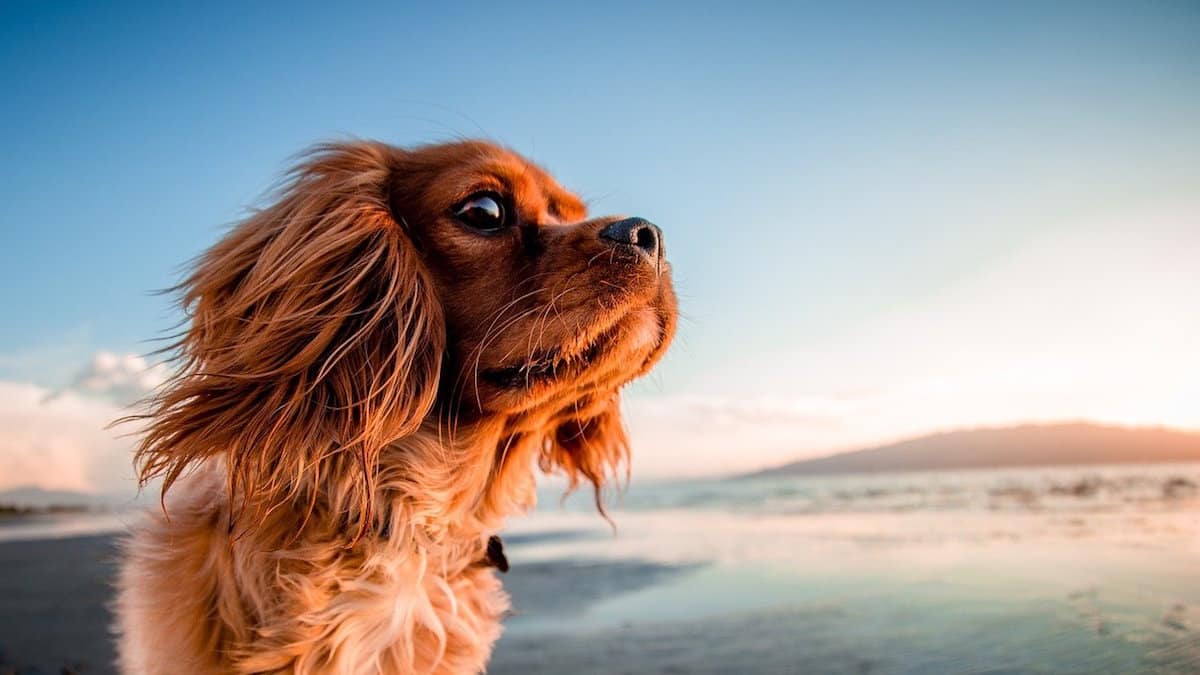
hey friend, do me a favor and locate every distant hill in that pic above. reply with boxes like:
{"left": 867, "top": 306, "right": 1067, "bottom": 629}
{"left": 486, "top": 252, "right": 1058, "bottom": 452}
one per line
{"left": 746, "top": 422, "right": 1200, "bottom": 478}
{"left": 0, "top": 485, "right": 136, "bottom": 510}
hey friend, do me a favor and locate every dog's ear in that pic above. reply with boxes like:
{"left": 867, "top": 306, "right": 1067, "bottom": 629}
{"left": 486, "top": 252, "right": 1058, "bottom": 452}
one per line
{"left": 135, "top": 142, "right": 444, "bottom": 534}
{"left": 540, "top": 396, "right": 630, "bottom": 510}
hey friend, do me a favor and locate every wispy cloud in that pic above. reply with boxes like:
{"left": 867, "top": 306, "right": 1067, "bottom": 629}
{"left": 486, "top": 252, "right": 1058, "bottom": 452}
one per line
{"left": 0, "top": 381, "right": 135, "bottom": 494}
{"left": 0, "top": 350, "right": 164, "bottom": 494}
{"left": 44, "top": 351, "right": 169, "bottom": 406}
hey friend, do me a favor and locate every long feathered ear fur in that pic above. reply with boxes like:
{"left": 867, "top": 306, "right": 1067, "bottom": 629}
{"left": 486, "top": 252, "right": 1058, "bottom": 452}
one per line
{"left": 134, "top": 142, "right": 444, "bottom": 535}
{"left": 541, "top": 396, "right": 630, "bottom": 511}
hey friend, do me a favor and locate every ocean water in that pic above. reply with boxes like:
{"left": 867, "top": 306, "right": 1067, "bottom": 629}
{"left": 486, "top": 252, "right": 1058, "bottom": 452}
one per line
{"left": 501, "top": 463, "right": 1200, "bottom": 673}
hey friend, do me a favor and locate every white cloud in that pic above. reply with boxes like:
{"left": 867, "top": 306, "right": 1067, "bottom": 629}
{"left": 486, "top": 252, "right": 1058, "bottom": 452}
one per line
{"left": 0, "top": 380, "right": 137, "bottom": 494}
{"left": 45, "top": 350, "right": 170, "bottom": 406}
{"left": 0, "top": 350, "right": 164, "bottom": 494}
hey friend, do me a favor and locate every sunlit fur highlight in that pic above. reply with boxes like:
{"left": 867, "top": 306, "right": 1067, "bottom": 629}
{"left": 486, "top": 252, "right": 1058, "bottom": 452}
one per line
{"left": 134, "top": 143, "right": 445, "bottom": 541}
{"left": 115, "top": 140, "right": 675, "bottom": 674}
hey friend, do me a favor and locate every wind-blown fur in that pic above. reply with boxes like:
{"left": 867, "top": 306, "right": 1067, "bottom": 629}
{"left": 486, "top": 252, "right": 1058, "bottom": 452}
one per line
{"left": 116, "top": 140, "right": 676, "bottom": 674}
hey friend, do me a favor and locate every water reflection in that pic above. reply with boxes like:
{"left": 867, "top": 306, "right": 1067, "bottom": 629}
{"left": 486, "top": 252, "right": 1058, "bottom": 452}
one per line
{"left": 498, "top": 463, "right": 1200, "bottom": 672}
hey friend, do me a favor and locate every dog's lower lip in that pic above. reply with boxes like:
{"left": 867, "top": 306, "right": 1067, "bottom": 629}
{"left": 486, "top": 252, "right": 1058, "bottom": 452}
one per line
{"left": 482, "top": 339, "right": 606, "bottom": 389}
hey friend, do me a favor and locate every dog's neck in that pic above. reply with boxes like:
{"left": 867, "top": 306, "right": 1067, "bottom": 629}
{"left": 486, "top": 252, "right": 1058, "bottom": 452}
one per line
{"left": 211, "top": 409, "right": 553, "bottom": 577}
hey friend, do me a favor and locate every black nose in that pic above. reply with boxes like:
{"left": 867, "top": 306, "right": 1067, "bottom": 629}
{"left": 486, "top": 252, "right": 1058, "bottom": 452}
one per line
{"left": 599, "top": 217, "right": 663, "bottom": 261}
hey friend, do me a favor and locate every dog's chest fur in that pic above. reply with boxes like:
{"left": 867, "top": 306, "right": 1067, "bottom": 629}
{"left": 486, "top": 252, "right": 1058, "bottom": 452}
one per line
{"left": 116, "top": 465, "right": 511, "bottom": 674}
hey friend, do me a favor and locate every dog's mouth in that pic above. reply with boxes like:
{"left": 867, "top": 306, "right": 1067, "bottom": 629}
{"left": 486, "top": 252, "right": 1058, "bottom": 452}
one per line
{"left": 481, "top": 334, "right": 609, "bottom": 389}
{"left": 480, "top": 306, "right": 667, "bottom": 390}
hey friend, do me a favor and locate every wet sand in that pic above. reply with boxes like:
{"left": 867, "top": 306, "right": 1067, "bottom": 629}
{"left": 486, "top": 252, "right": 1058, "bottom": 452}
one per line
{"left": 5, "top": 531, "right": 1196, "bottom": 675}
{"left": 0, "top": 532, "right": 694, "bottom": 674}
{"left": 4, "top": 464, "right": 1199, "bottom": 674}
{"left": 0, "top": 534, "right": 118, "bottom": 674}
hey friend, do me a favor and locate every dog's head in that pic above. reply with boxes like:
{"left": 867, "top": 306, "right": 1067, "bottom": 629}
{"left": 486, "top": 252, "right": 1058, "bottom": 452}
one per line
{"left": 389, "top": 141, "right": 674, "bottom": 415}
{"left": 136, "top": 140, "right": 676, "bottom": 528}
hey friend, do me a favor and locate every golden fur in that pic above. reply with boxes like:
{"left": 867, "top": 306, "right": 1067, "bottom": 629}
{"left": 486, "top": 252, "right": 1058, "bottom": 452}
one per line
{"left": 115, "top": 140, "right": 676, "bottom": 674}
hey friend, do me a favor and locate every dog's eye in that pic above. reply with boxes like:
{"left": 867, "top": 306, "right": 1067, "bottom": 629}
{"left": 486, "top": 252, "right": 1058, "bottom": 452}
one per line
{"left": 453, "top": 193, "right": 508, "bottom": 232}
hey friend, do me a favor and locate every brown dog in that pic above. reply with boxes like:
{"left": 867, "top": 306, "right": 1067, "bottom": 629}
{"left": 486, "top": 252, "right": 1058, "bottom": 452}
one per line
{"left": 115, "top": 140, "right": 676, "bottom": 674}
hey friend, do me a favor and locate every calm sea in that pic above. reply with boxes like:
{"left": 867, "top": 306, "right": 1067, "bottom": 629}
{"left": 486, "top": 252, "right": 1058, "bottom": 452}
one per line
{"left": 502, "top": 463, "right": 1200, "bottom": 673}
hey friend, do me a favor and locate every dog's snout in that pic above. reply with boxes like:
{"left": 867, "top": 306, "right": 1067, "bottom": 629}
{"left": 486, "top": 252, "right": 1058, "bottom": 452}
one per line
{"left": 599, "top": 217, "right": 663, "bottom": 261}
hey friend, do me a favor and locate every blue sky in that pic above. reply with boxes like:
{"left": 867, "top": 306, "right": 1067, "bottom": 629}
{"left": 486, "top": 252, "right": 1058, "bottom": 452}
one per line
{"left": 2, "top": 1, "right": 1199, "bottom": 488}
